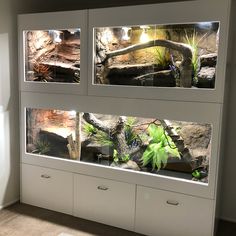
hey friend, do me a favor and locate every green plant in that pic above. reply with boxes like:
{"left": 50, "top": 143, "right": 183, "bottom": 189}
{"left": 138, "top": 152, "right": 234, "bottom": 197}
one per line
{"left": 83, "top": 123, "right": 97, "bottom": 136}
{"left": 192, "top": 170, "right": 201, "bottom": 179}
{"left": 141, "top": 124, "right": 180, "bottom": 171}
{"left": 154, "top": 47, "right": 171, "bottom": 69}
{"left": 113, "top": 149, "right": 130, "bottom": 163}
{"left": 192, "top": 168, "right": 208, "bottom": 180}
{"left": 121, "top": 154, "right": 130, "bottom": 163}
{"left": 84, "top": 122, "right": 113, "bottom": 147}
{"left": 184, "top": 29, "right": 208, "bottom": 84}
{"left": 113, "top": 149, "right": 119, "bottom": 162}
{"left": 32, "top": 140, "right": 50, "bottom": 155}
{"left": 92, "top": 130, "right": 113, "bottom": 146}
{"left": 124, "top": 117, "right": 139, "bottom": 146}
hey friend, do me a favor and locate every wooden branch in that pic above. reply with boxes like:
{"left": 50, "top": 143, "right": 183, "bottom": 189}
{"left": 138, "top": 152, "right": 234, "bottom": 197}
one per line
{"left": 103, "top": 39, "right": 192, "bottom": 65}
{"left": 75, "top": 112, "right": 81, "bottom": 159}
{"left": 112, "top": 117, "right": 130, "bottom": 156}
{"left": 160, "top": 120, "right": 180, "bottom": 139}
{"left": 101, "top": 39, "right": 193, "bottom": 87}
{"left": 83, "top": 113, "right": 143, "bottom": 160}
{"left": 128, "top": 146, "right": 142, "bottom": 156}
{"left": 160, "top": 119, "right": 185, "bottom": 153}
{"left": 66, "top": 112, "right": 81, "bottom": 160}
{"left": 133, "top": 70, "right": 173, "bottom": 86}
{"left": 113, "top": 116, "right": 127, "bottom": 134}
{"left": 83, "top": 113, "right": 111, "bottom": 134}
{"left": 67, "top": 134, "right": 80, "bottom": 160}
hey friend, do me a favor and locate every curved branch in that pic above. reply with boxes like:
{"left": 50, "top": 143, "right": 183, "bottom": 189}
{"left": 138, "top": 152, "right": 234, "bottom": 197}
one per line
{"left": 83, "top": 113, "right": 140, "bottom": 158}
{"left": 112, "top": 116, "right": 127, "bottom": 134}
{"left": 103, "top": 39, "right": 192, "bottom": 65}
{"left": 101, "top": 39, "right": 193, "bottom": 87}
{"left": 83, "top": 113, "right": 111, "bottom": 134}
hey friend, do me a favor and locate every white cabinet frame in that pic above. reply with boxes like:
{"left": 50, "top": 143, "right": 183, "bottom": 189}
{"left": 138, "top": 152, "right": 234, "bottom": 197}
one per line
{"left": 20, "top": 92, "right": 222, "bottom": 199}
{"left": 88, "top": 0, "right": 231, "bottom": 103}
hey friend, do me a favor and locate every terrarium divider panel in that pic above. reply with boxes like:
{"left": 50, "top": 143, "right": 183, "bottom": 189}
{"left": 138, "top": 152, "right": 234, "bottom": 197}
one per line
{"left": 18, "top": 10, "right": 88, "bottom": 94}
{"left": 88, "top": 0, "right": 230, "bottom": 103}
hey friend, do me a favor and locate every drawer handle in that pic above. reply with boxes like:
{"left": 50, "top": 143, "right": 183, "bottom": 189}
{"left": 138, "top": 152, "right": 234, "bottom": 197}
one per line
{"left": 41, "top": 174, "right": 51, "bottom": 179}
{"left": 166, "top": 200, "right": 179, "bottom": 206}
{"left": 97, "top": 185, "right": 109, "bottom": 191}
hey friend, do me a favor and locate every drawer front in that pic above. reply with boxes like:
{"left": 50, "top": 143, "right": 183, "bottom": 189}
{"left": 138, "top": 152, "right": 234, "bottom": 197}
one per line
{"left": 21, "top": 164, "right": 73, "bottom": 214}
{"left": 74, "top": 174, "right": 135, "bottom": 231}
{"left": 135, "top": 186, "right": 214, "bottom": 236}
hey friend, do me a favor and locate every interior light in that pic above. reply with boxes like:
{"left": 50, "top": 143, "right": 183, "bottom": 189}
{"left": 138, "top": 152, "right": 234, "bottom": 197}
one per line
{"left": 122, "top": 27, "right": 131, "bottom": 41}
{"left": 68, "top": 28, "right": 81, "bottom": 35}
{"left": 53, "top": 30, "right": 62, "bottom": 43}
{"left": 140, "top": 26, "right": 150, "bottom": 43}
{"left": 198, "top": 22, "right": 213, "bottom": 29}
{"left": 69, "top": 110, "right": 76, "bottom": 116}
{"left": 101, "top": 29, "right": 113, "bottom": 44}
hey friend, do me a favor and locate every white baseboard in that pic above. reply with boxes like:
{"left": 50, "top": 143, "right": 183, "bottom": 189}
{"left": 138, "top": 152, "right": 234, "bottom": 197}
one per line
{"left": 0, "top": 198, "right": 19, "bottom": 210}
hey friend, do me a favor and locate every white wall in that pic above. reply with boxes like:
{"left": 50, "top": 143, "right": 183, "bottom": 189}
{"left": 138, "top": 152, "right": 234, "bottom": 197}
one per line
{"left": 0, "top": 0, "right": 20, "bottom": 208}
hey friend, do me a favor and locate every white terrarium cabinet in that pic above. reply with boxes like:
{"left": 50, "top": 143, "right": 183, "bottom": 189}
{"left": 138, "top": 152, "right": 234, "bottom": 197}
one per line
{"left": 19, "top": 0, "right": 231, "bottom": 236}
{"left": 20, "top": 92, "right": 222, "bottom": 235}
{"left": 88, "top": 0, "right": 230, "bottom": 103}
{"left": 18, "top": 10, "right": 88, "bottom": 94}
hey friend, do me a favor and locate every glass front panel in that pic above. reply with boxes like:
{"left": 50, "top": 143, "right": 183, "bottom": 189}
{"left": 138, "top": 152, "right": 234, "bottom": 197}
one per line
{"left": 24, "top": 29, "right": 81, "bottom": 83}
{"left": 94, "top": 22, "right": 219, "bottom": 89}
{"left": 26, "top": 108, "right": 212, "bottom": 184}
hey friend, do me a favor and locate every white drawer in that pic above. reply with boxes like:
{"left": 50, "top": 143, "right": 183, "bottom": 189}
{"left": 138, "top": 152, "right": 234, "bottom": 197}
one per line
{"left": 21, "top": 164, "right": 73, "bottom": 215}
{"left": 74, "top": 174, "right": 135, "bottom": 231}
{"left": 135, "top": 186, "right": 214, "bottom": 236}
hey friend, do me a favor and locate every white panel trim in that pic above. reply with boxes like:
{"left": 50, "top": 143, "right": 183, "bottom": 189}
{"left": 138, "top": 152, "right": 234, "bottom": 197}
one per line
{"left": 18, "top": 10, "right": 88, "bottom": 95}
{"left": 88, "top": 0, "right": 231, "bottom": 103}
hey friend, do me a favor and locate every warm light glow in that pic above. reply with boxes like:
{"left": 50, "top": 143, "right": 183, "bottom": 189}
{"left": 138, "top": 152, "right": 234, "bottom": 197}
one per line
{"left": 45, "top": 127, "right": 74, "bottom": 139}
{"left": 53, "top": 30, "right": 62, "bottom": 43}
{"left": 122, "top": 27, "right": 131, "bottom": 41}
{"left": 68, "top": 28, "right": 80, "bottom": 34}
{"left": 139, "top": 26, "right": 150, "bottom": 43}
{"left": 69, "top": 110, "right": 76, "bottom": 116}
{"left": 101, "top": 29, "right": 113, "bottom": 44}
{"left": 198, "top": 22, "right": 213, "bottom": 29}
{"left": 140, "top": 29, "right": 149, "bottom": 43}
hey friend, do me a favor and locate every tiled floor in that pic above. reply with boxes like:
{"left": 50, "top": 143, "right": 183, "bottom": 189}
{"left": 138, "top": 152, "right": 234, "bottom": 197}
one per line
{"left": 0, "top": 203, "right": 235, "bottom": 236}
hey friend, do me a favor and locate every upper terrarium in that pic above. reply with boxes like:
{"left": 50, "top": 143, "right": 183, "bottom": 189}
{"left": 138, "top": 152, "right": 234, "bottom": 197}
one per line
{"left": 94, "top": 22, "right": 219, "bottom": 89}
{"left": 24, "top": 29, "right": 81, "bottom": 83}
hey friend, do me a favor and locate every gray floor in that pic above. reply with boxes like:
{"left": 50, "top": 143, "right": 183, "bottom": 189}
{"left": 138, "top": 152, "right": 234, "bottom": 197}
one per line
{"left": 0, "top": 203, "right": 235, "bottom": 236}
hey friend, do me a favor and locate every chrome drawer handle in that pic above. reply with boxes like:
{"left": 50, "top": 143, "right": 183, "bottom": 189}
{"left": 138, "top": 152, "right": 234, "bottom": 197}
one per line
{"left": 166, "top": 200, "right": 179, "bottom": 206}
{"left": 41, "top": 174, "right": 51, "bottom": 179}
{"left": 97, "top": 185, "right": 109, "bottom": 191}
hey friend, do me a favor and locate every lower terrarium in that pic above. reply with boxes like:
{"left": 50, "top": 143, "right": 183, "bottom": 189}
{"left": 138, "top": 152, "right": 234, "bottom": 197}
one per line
{"left": 26, "top": 108, "right": 212, "bottom": 183}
